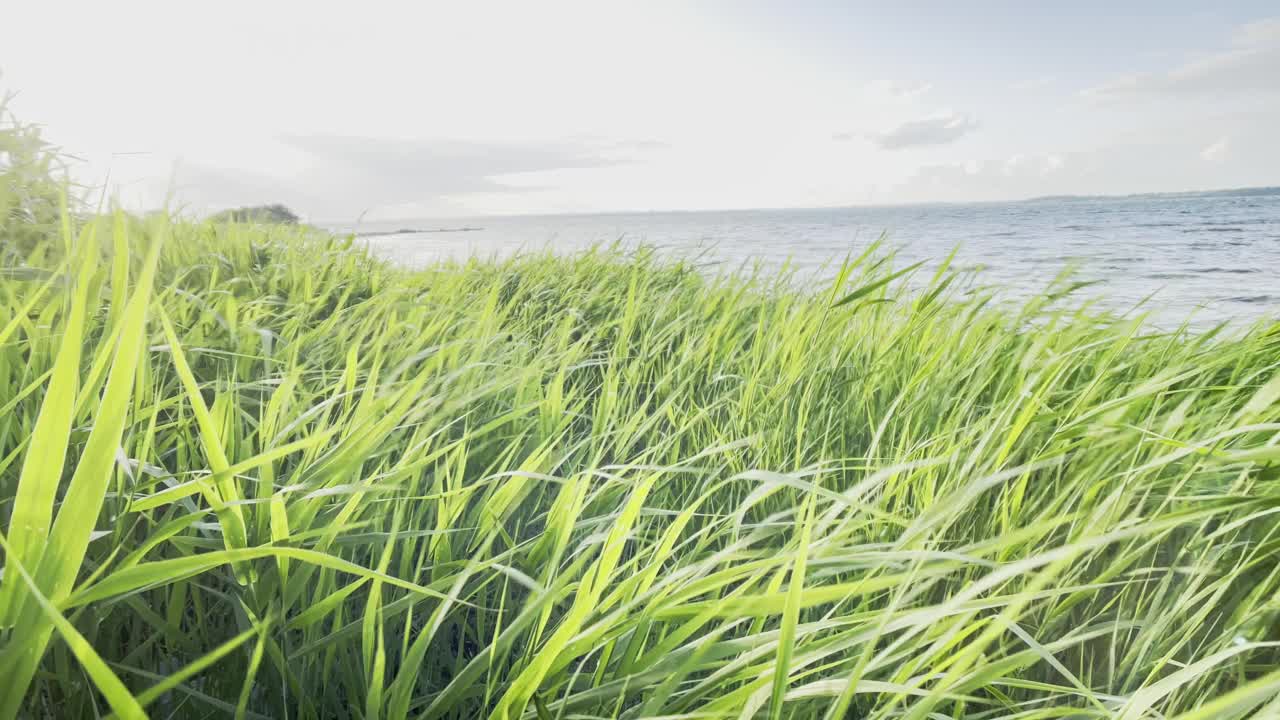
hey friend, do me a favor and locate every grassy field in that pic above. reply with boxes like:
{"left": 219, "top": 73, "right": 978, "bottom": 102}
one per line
{"left": 1, "top": 210, "right": 1280, "bottom": 719}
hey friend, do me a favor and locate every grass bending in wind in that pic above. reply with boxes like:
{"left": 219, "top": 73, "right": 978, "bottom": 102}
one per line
{"left": 1, "top": 215, "right": 1279, "bottom": 719}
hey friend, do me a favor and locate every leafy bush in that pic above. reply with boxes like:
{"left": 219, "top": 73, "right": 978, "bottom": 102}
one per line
{"left": 0, "top": 93, "right": 73, "bottom": 257}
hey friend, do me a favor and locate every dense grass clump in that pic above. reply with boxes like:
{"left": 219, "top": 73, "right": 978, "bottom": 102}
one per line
{"left": 1, "top": 214, "right": 1280, "bottom": 719}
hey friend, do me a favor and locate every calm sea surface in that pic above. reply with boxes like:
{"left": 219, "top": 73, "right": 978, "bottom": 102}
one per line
{"left": 327, "top": 188, "right": 1280, "bottom": 330}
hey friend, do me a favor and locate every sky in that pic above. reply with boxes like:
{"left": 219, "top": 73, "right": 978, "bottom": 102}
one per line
{"left": 3, "top": 0, "right": 1279, "bottom": 220}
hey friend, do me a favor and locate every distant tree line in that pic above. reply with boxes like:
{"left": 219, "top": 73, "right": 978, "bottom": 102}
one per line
{"left": 211, "top": 203, "right": 301, "bottom": 225}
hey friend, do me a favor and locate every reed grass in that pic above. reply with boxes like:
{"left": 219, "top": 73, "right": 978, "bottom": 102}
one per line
{"left": 2, "top": 212, "right": 1279, "bottom": 719}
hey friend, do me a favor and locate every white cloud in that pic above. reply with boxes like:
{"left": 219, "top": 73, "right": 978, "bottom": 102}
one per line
{"left": 169, "top": 135, "right": 659, "bottom": 218}
{"left": 1085, "top": 17, "right": 1280, "bottom": 99}
{"left": 888, "top": 81, "right": 934, "bottom": 99}
{"left": 862, "top": 79, "right": 934, "bottom": 101}
{"left": 1010, "top": 76, "right": 1055, "bottom": 92}
{"left": 1000, "top": 153, "right": 1064, "bottom": 178}
{"left": 890, "top": 117, "right": 1280, "bottom": 204}
{"left": 1200, "top": 137, "right": 1230, "bottom": 162}
{"left": 892, "top": 152, "right": 1096, "bottom": 203}
{"left": 869, "top": 112, "right": 979, "bottom": 150}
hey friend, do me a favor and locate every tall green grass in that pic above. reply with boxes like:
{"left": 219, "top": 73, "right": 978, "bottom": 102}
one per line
{"left": 1, "top": 212, "right": 1279, "bottom": 719}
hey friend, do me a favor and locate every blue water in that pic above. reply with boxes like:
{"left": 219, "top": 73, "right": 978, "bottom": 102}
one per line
{"left": 330, "top": 187, "right": 1280, "bottom": 330}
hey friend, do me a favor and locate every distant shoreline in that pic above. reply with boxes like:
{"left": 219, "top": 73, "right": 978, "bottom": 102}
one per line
{"left": 1022, "top": 185, "right": 1280, "bottom": 203}
{"left": 356, "top": 226, "right": 484, "bottom": 237}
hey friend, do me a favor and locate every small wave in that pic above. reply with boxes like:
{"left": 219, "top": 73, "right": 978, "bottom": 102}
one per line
{"left": 1133, "top": 221, "right": 1181, "bottom": 228}
{"left": 1146, "top": 272, "right": 1192, "bottom": 279}
{"left": 984, "top": 230, "right": 1018, "bottom": 237}
{"left": 1225, "top": 295, "right": 1276, "bottom": 304}
{"left": 1181, "top": 226, "right": 1245, "bottom": 233}
{"left": 1190, "top": 267, "right": 1259, "bottom": 274}
{"left": 1060, "top": 224, "right": 1098, "bottom": 231}
{"left": 1190, "top": 239, "right": 1251, "bottom": 249}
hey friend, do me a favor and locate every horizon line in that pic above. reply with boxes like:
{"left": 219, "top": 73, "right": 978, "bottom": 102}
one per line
{"left": 310, "top": 183, "right": 1280, "bottom": 226}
